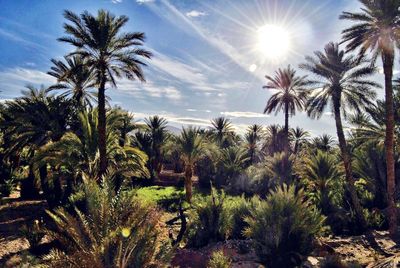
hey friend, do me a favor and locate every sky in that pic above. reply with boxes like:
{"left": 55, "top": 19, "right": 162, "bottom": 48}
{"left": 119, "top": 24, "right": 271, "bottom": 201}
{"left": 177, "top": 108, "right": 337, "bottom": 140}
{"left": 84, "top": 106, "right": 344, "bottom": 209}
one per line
{"left": 0, "top": 0, "right": 387, "bottom": 136}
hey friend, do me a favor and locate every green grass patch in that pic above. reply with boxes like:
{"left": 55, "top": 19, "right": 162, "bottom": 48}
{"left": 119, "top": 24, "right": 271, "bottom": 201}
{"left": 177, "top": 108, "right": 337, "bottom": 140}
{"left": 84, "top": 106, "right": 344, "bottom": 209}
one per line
{"left": 135, "top": 186, "right": 185, "bottom": 210}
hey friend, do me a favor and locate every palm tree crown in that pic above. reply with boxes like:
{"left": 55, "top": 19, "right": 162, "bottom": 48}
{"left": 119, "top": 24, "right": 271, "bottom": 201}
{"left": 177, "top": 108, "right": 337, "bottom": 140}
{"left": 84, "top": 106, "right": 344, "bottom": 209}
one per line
{"left": 300, "top": 42, "right": 378, "bottom": 119}
{"left": 48, "top": 55, "right": 96, "bottom": 107}
{"left": 263, "top": 65, "right": 308, "bottom": 116}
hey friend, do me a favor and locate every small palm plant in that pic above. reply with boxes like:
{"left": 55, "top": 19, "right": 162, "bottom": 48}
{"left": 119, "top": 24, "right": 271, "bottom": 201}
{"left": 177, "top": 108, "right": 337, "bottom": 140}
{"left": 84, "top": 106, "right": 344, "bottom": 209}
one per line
{"left": 44, "top": 175, "right": 171, "bottom": 268}
{"left": 244, "top": 185, "right": 325, "bottom": 268}
{"left": 300, "top": 150, "right": 344, "bottom": 214}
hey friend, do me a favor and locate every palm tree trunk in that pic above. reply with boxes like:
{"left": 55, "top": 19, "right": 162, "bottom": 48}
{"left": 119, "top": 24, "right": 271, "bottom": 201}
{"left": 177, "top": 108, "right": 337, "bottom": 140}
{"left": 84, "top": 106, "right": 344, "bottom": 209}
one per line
{"left": 333, "top": 98, "right": 367, "bottom": 231}
{"left": 20, "top": 164, "right": 39, "bottom": 199}
{"left": 284, "top": 103, "right": 289, "bottom": 155}
{"left": 382, "top": 51, "right": 397, "bottom": 238}
{"left": 284, "top": 102, "right": 290, "bottom": 182}
{"left": 184, "top": 164, "right": 193, "bottom": 203}
{"left": 98, "top": 77, "right": 107, "bottom": 179}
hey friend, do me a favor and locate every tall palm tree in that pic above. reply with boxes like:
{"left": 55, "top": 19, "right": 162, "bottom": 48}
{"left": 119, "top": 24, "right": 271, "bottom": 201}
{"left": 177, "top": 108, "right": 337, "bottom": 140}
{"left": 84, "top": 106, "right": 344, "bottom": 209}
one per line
{"left": 211, "top": 117, "right": 234, "bottom": 148}
{"left": 48, "top": 55, "right": 96, "bottom": 108}
{"left": 176, "top": 127, "right": 206, "bottom": 202}
{"left": 290, "top": 127, "right": 310, "bottom": 155}
{"left": 340, "top": 0, "right": 400, "bottom": 237}
{"left": 300, "top": 42, "right": 378, "bottom": 230}
{"left": 263, "top": 65, "right": 308, "bottom": 164}
{"left": 59, "top": 10, "right": 152, "bottom": 177}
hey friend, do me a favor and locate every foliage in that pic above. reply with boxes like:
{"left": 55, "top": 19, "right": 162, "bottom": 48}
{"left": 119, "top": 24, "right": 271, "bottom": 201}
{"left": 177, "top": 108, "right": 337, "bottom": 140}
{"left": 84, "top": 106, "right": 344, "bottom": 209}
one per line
{"left": 187, "top": 188, "right": 230, "bottom": 248}
{"left": 244, "top": 184, "right": 325, "bottom": 267}
{"left": 135, "top": 186, "right": 185, "bottom": 211}
{"left": 298, "top": 150, "right": 344, "bottom": 214}
{"left": 207, "top": 250, "right": 232, "bottom": 268}
{"left": 44, "top": 176, "right": 171, "bottom": 268}
{"left": 217, "top": 146, "right": 249, "bottom": 191}
{"left": 20, "top": 219, "right": 46, "bottom": 250}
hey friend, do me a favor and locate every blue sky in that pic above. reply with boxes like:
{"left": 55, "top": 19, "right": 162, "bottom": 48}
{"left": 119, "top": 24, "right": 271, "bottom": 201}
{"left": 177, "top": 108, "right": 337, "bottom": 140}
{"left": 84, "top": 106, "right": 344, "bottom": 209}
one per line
{"left": 0, "top": 0, "right": 384, "bottom": 136}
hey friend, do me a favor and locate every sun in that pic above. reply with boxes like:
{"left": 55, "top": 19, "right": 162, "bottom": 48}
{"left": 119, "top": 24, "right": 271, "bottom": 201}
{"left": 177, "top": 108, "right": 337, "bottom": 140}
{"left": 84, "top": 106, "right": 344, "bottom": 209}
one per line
{"left": 256, "top": 24, "right": 290, "bottom": 60}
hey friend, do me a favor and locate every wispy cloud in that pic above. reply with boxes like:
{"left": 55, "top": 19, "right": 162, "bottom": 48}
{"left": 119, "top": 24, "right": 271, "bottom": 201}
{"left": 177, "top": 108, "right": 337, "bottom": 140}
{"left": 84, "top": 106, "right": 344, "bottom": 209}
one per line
{"left": 111, "top": 0, "right": 122, "bottom": 3}
{"left": 137, "top": 0, "right": 155, "bottom": 4}
{"left": 149, "top": 0, "right": 259, "bottom": 78}
{"left": 116, "top": 78, "right": 182, "bottom": 101}
{"left": 0, "top": 68, "right": 55, "bottom": 96}
{"left": 220, "top": 111, "right": 269, "bottom": 118}
{"left": 186, "top": 10, "right": 207, "bottom": 18}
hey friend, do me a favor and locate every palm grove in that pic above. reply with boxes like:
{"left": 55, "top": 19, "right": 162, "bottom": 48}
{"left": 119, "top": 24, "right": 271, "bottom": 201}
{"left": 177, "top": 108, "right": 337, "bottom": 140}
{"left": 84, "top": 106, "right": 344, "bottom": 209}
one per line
{"left": 1, "top": 1, "right": 400, "bottom": 267}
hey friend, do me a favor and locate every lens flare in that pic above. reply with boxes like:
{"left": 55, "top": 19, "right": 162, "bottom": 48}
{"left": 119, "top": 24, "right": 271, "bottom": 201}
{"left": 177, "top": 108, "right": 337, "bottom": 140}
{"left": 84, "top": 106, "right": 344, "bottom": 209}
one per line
{"left": 256, "top": 24, "right": 290, "bottom": 60}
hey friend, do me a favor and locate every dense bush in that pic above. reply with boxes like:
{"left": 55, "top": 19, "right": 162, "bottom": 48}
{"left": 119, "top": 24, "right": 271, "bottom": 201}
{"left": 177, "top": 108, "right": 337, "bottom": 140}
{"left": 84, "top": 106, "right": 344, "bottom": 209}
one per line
{"left": 187, "top": 188, "right": 230, "bottom": 248}
{"left": 44, "top": 177, "right": 171, "bottom": 268}
{"left": 207, "top": 250, "right": 232, "bottom": 268}
{"left": 225, "top": 195, "right": 256, "bottom": 240}
{"left": 244, "top": 184, "right": 325, "bottom": 268}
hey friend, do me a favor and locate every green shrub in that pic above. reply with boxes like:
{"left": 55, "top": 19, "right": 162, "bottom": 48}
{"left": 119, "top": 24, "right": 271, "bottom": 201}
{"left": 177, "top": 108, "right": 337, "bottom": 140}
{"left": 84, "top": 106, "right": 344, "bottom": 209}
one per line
{"left": 207, "top": 250, "right": 232, "bottom": 268}
{"left": 187, "top": 188, "right": 230, "bottom": 248}
{"left": 44, "top": 176, "right": 171, "bottom": 268}
{"left": 226, "top": 195, "right": 256, "bottom": 240}
{"left": 244, "top": 184, "right": 325, "bottom": 268}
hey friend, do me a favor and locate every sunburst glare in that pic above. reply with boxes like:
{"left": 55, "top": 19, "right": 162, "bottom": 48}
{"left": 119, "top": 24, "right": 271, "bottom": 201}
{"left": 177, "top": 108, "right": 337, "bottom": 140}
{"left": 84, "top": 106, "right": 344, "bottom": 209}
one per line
{"left": 256, "top": 24, "right": 290, "bottom": 61}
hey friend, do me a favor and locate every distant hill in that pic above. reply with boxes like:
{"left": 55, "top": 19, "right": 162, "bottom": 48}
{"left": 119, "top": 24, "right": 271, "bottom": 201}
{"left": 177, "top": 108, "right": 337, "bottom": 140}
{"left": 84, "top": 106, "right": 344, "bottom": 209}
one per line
{"left": 166, "top": 125, "right": 181, "bottom": 134}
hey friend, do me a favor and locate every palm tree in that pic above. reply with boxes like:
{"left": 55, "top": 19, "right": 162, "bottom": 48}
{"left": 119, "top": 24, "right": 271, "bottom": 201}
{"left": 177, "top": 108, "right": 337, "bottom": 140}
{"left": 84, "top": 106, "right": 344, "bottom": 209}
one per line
{"left": 218, "top": 146, "right": 249, "bottom": 188}
{"left": 59, "top": 10, "right": 152, "bottom": 177}
{"left": 34, "top": 109, "right": 149, "bottom": 191}
{"left": 300, "top": 150, "right": 343, "bottom": 214}
{"left": 48, "top": 55, "right": 96, "bottom": 108}
{"left": 290, "top": 127, "right": 310, "bottom": 155}
{"left": 300, "top": 42, "right": 378, "bottom": 230}
{"left": 108, "top": 107, "right": 136, "bottom": 147}
{"left": 340, "top": 0, "right": 400, "bottom": 237}
{"left": 244, "top": 124, "right": 263, "bottom": 165}
{"left": 145, "top": 116, "right": 168, "bottom": 179}
{"left": 211, "top": 117, "right": 234, "bottom": 148}
{"left": 176, "top": 127, "right": 206, "bottom": 202}
{"left": 262, "top": 124, "right": 285, "bottom": 156}
{"left": 311, "top": 134, "right": 336, "bottom": 152}
{"left": 1, "top": 87, "right": 72, "bottom": 205}
{"left": 263, "top": 65, "right": 308, "bottom": 167}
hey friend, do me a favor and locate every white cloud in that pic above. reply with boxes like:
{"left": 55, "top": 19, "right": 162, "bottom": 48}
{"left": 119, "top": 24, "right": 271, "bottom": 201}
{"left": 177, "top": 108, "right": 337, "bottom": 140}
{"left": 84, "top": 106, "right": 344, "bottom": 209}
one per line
{"left": 220, "top": 111, "right": 270, "bottom": 118}
{"left": 186, "top": 10, "right": 207, "bottom": 18}
{"left": 116, "top": 78, "right": 182, "bottom": 101}
{"left": 136, "top": 0, "right": 155, "bottom": 4}
{"left": 186, "top": 108, "right": 197, "bottom": 112}
{"left": 0, "top": 68, "right": 55, "bottom": 96}
{"left": 112, "top": 0, "right": 122, "bottom": 3}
